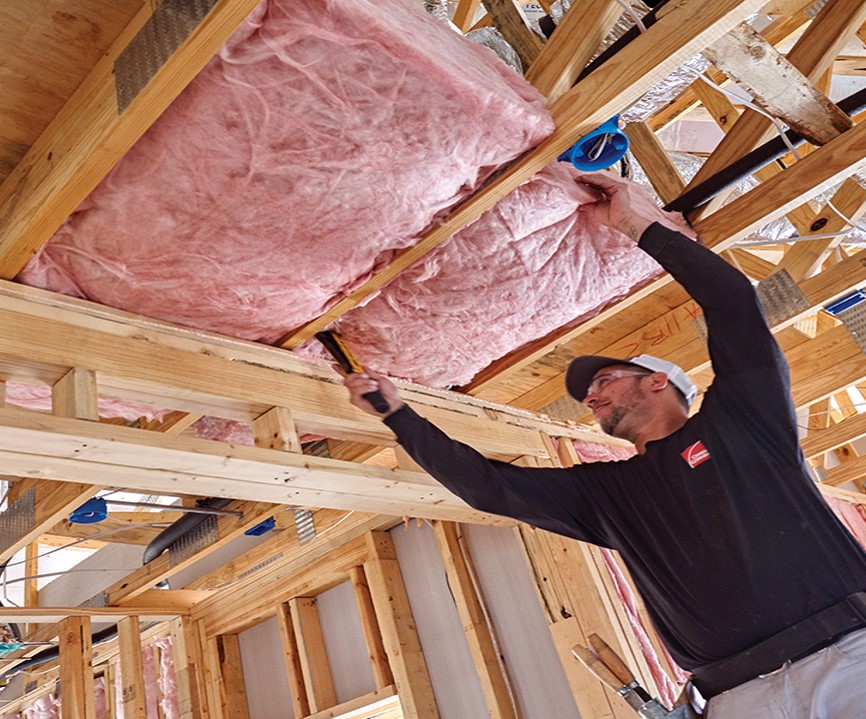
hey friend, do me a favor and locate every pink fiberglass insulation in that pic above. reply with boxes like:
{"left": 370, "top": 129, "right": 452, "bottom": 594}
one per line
{"left": 4, "top": 382, "right": 167, "bottom": 423}
{"left": 324, "top": 163, "right": 669, "bottom": 387}
{"left": 153, "top": 637, "right": 180, "bottom": 719}
{"left": 829, "top": 497, "right": 866, "bottom": 549}
{"left": 94, "top": 677, "right": 107, "bottom": 719}
{"left": 23, "top": 695, "right": 59, "bottom": 719}
{"left": 18, "top": 0, "right": 553, "bottom": 347}
{"left": 142, "top": 645, "right": 161, "bottom": 719}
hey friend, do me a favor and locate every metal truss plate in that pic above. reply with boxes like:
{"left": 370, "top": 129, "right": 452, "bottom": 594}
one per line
{"left": 0, "top": 488, "right": 35, "bottom": 553}
{"left": 81, "top": 592, "right": 109, "bottom": 608}
{"left": 293, "top": 509, "right": 316, "bottom": 545}
{"left": 115, "top": 0, "right": 219, "bottom": 113}
{"left": 168, "top": 514, "right": 218, "bottom": 566}
{"left": 757, "top": 269, "right": 811, "bottom": 327}
{"left": 837, "top": 301, "right": 866, "bottom": 355}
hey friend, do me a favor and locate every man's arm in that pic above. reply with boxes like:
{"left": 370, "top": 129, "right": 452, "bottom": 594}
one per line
{"left": 577, "top": 172, "right": 797, "bottom": 444}
{"left": 343, "top": 373, "right": 612, "bottom": 544}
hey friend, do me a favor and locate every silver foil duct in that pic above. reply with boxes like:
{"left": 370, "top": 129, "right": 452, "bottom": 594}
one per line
{"left": 466, "top": 27, "right": 524, "bottom": 73}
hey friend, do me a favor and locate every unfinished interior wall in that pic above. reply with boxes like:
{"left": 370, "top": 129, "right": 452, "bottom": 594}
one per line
{"left": 316, "top": 581, "right": 377, "bottom": 703}
{"left": 462, "top": 523, "right": 581, "bottom": 718}
{"left": 237, "top": 617, "right": 295, "bottom": 719}
{"left": 390, "top": 523, "right": 491, "bottom": 718}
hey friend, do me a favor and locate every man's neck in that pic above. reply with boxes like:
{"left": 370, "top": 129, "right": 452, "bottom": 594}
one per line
{"left": 631, "top": 413, "right": 688, "bottom": 454}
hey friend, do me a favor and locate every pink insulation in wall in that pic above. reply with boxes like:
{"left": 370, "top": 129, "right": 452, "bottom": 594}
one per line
{"left": 15, "top": 0, "right": 668, "bottom": 395}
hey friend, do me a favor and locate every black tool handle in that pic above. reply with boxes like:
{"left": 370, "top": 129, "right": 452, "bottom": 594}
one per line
{"left": 315, "top": 331, "right": 391, "bottom": 413}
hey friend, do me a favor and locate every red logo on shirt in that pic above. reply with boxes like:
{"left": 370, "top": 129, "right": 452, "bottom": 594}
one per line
{"left": 681, "top": 440, "right": 711, "bottom": 468}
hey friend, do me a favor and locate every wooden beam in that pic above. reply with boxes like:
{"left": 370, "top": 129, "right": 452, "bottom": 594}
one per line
{"left": 0, "top": 280, "right": 611, "bottom": 458}
{"left": 252, "top": 406, "right": 301, "bottom": 453}
{"left": 0, "top": 0, "right": 261, "bottom": 278}
{"left": 683, "top": 0, "right": 866, "bottom": 194}
{"left": 525, "top": 0, "right": 624, "bottom": 102}
{"left": 349, "top": 565, "right": 394, "bottom": 690}
{"left": 279, "top": 0, "right": 768, "bottom": 348}
{"left": 59, "top": 616, "right": 96, "bottom": 719}
{"left": 212, "top": 635, "right": 250, "bottom": 719}
{"left": 0, "top": 479, "right": 100, "bottom": 563}
{"left": 289, "top": 597, "right": 337, "bottom": 713}
{"left": 0, "top": 410, "right": 505, "bottom": 523}
{"left": 364, "top": 532, "right": 439, "bottom": 719}
{"left": 802, "top": 410, "right": 866, "bottom": 460}
{"left": 118, "top": 616, "right": 147, "bottom": 719}
{"left": 703, "top": 24, "right": 852, "bottom": 146}
{"left": 453, "top": 0, "right": 483, "bottom": 32}
{"left": 170, "top": 617, "right": 205, "bottom": 719}
{"left": 0, "top": 607, "right": 184, "bottom": 622}
{"left": 52, "top": 367, "right": 98, "bottom": 420}
{"left": 45, "top": 516, "right": 168, "bottom": 546}
{"left": 277, "top": 602, "right": 310, "bottom": 718}
{"left": 432, "top": 521, "right": 517, "bottom": 719}
{"left": 105, "top": 500, "right": 278, "bottom": 605}
{"left": 623, "top": 122, "right": 686, "bottom": 204}
{"left": 480, "top": 0, "right": 544, "bottom": 69}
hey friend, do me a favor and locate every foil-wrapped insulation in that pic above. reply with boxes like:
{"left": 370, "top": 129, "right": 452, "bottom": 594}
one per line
{"left": 466, "top": 27, "right": 524, "bottom": 73}
{"left": 806, "top": 0, "right": 829, "bottom": 19}
{"left": 424, "top": 0, "right": 451, "bottom": 23}
{"left": 621, "top": 55, "right": 710, "bottom": 122}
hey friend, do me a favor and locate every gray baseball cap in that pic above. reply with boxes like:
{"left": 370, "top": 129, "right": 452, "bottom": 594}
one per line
{"left": 566, "top": 353, "right": 697, "bottom": 407}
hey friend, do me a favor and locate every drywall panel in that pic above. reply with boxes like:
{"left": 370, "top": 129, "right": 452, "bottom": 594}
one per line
{"left": 463, "top": 523, "right": 581, "bottom": 719}
{"left": 238, "top": 615, "right": 295, "bottom": 719}
{"left": 317, "top": 581, "right": 376, "bottom": 703}
{"left": 390, "top": 523, "right": 490, "bottom": 719}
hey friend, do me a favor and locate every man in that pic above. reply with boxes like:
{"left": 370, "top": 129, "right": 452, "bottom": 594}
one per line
{"left": 344, "top": 172, "right": 866, "bottom": 717}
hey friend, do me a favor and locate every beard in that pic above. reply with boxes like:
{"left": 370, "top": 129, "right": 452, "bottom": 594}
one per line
{"left": 598, "top": 383, "right": 647, "bottom": 439}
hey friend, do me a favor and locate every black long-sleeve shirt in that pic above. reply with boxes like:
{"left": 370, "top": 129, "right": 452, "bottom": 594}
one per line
{"left": 384, "top": 222, "right": 866, "bottom": 670}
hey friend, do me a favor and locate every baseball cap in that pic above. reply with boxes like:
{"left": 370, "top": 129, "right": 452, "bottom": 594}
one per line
{"left": 566, "top": 353, "right": 697, "bottom": 407}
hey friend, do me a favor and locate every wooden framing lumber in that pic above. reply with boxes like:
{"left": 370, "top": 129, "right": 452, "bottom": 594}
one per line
{"left": 280, "top": 0, "right": 767, "bottom": 348}
{"left": 0, "top": 409, "right": 506, "bottom": 523}
{"left": 211, "top": 634, "right": 251, "bottom": 719}
{"left": 170, "top": 617, "right": 204, "bottom": 719}
{"left": 277, "top": 602, "right": 311, "bottom": 718}
{"left": 802, "top": 411, "right": 866, "bottom": 460}
{"left": 350, "top": 565, "right": 394, "bottom": 690}
{"left": 481, "top": 0, "right": 544, "bottom": 70}
{"left": 363, "top": 532, "right": 439, "bottom": 719}
{"left": 0, "top": 479, "right": 100, "bottom": 563}
{"left": 0, "top": 279, "right": 616, "bottom": 458}
{"left": 289, "top": 597, "right": 337, "bottom": 713}
{"left": 53, "top": 367, "right": 98, "bottom": 421}
{"left": 59, "top": 616, "right": 96, "bottom": 719}
{"left": 683, "top": 0, "right": 866, "bottom": 194}
{"left": 118, "top": 616, "right": 147, "bottom": 719}
{"left": 623, "top": 122, "right": 687, "bottom": 204}
{"left": 432, "top": 521, "right": 517, "bottom": 719}
{"left": 703, "top": 24, "right": 852, "bottom": 146}
{"left": 0, "top": 0, "right": 260, "bottom": 279}
{"left": 105, "top": 499, "right": 279, "bottom": 605}
{"left": 452, "top": 0, "right": 483, "bottom": 32}
{"left": 525, "top": 0, "right": 624, "bottom": 102}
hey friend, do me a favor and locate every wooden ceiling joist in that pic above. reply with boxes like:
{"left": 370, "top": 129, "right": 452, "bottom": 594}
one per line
{"left": 684, "top": 0, "right": 866, "bottom": 199}
{"left": 0, "top": 0, "right": 260, "bottom": 279}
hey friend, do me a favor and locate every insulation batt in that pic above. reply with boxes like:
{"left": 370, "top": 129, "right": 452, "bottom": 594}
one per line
{"left": 329, "top": 162, "right": 665, "bottom": 387}
{"left": 19, "top": 0, "right": 553, "bottom": 349}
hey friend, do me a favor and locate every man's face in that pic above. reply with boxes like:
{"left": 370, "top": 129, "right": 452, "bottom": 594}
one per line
{"left": 584, "top": 365, "right": 651, "bottom": 438}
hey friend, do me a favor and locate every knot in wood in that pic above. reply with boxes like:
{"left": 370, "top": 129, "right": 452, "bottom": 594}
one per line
{"left": 810, "top": 217, "right": 828, "bottom": 232}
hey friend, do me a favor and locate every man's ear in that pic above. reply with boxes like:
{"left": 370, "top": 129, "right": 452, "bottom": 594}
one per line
{"left": 647, "top": 371, "right": 669, "bottom": 393}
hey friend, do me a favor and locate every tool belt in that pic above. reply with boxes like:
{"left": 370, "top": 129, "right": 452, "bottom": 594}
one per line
{"left": 691, "top": 591, "right": 866, "bottom": 699}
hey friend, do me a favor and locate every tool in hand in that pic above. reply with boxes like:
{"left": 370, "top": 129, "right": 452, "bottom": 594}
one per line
{"left": 316, "top": 331, "right": 391, "bottom": 414}
{"left": 573, "top": 634, "right": 700, "bottom": 718}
